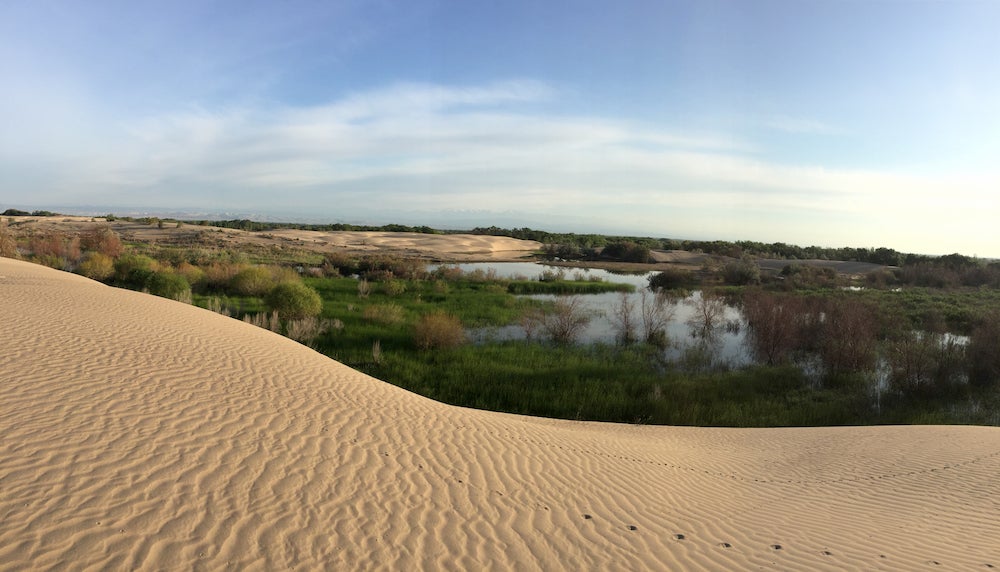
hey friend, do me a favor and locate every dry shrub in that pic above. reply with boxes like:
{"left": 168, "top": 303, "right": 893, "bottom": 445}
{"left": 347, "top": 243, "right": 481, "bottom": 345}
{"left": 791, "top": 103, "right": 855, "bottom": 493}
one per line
{"left": 284, "top": 316, "right": 339, "bottom": 343}
{"left": 432, "top": 265, "right": 464, "bottom": 281}
{"left": 820, "top": 298, "right": 878, "bottom": 376}
{"left": 80, "top": 225, "right": 123, "bottom": 258}
{"left": 969, "top": 311, "right": 1000, "bottom": 387}
{"left": 520, "top": 307, "right": 545, "bottom": 340}
{"left": 30, "top": 230, "right": 80, "bottom": 264}
{"left": 609, "top": 291, "right": 637, "bottom": 344}
{"left": 0, "top": 219, "right": 18, "bottom": 258}
{"left": 742, "top": 290, "right": 807, "bottom": 365}
{"left": 363, "top": 303, "right": 405, "bottom": 325}
{"left": 203, "top": 262, "right": 242, "bottom": 290}
{"left": 414, "top": 312, "right": 466, "bottom": 350}
{"left": 640, "top": 288, "right": 677, "bottom": 347}
{"left": 204, "top": 296, "right": 233, "bottom": 317}
{"left": 542, "top": 296, "right": 591, "bottom": 344}
{"left": 685, "top": 289, "right": 727, "bottom": 339}
{"left": 357, "top": 279, "right": 372, "bottom": 298}
{"left": 324, "top": 250, "right": 359, "bottom": 276}
{"left": 244, "top": 311, "right": 281, "bottom": 333}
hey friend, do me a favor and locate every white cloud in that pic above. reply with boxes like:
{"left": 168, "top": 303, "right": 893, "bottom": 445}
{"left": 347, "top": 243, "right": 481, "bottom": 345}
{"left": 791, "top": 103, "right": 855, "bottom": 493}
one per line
{"left": 4, "top": 80, "right": 998, "bottom": 255}
{"left": 757, "top": 115, "right": 847, "bottom": 135}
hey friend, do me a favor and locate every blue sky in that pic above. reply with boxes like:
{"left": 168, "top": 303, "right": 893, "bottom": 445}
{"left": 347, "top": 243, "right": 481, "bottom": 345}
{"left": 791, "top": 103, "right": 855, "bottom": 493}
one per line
{"left": 2, "top": 0, "right": 998, "bottom": 255}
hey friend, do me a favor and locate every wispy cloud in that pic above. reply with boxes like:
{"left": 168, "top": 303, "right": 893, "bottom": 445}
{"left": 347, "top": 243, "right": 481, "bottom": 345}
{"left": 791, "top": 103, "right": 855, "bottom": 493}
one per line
{"left": 4, "top": 79, "right": 997, "bottom": 254}
{"left": 757, "top": 115, "right": 847, "bottom": 135}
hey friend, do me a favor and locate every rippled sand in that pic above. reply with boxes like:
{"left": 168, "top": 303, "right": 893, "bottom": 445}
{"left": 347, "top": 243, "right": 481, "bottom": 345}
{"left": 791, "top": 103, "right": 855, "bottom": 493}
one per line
{"left": 2, "top": 257, "right": 998, "bottom": 570}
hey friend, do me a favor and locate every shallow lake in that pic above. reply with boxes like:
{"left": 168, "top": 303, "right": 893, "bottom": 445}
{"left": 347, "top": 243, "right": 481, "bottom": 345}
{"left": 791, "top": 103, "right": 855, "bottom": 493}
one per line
{"left": 432, "top": 262, "right": 751, "bottom": 366}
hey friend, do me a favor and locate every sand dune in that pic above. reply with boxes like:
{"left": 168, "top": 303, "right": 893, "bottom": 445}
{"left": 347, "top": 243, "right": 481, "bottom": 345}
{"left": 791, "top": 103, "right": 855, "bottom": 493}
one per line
{"left": 5, "top": 218, "right": 542, "bottom": 262}
{"left": 270, "top": 229, "right": 541, "bottom": 261}
{"left": 2, "top": 257, "right": 998, "bottom": 571}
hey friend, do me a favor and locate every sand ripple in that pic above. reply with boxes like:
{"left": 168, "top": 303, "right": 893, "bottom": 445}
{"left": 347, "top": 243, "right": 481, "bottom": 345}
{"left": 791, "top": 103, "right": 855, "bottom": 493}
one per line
{"left": 2, "top": 258, "right": 998, "bottom": 570}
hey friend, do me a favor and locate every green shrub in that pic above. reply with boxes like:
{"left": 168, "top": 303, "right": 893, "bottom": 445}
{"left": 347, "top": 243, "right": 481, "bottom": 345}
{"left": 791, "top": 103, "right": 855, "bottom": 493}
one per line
{"left": 176, "top": 262, "right": 205, "bottom": 286}
{"left": 114, "top": 254, "right": 158, "bottom": 287}
{"left": 266, "top": 281, "right": 323, "bottom": 319}
{"left": 34, "top": 254, "right": 67, "bottom": 269}
{"left": 382, "top": 279, "right": 407, "bottom": 296}
{"left": 230, "top": 266, "right": 274, "bottom": 296}
{"left": 722, "top": 256, "right": 761, "bottom": 285}
{"left": 414, "top": 312, "right": 466, "bottom": 350}
{"left": 77, "top": 252, "right": 115, "bottom": 281}
{"left": 146, "top": 271, "right": 191, "bottom": 301}
{"left": 649, "top": 268, "right": 695, "bottom": 290}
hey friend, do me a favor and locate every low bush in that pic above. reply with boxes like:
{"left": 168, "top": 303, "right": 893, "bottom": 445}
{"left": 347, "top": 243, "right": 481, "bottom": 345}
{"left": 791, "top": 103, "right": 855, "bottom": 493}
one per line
{"left": 202, "top": 262, "right": 242, "bottom": 290}
{"left": 363, "top": 303, "right": 405, "bottom": 325}
{"left": 114, "top": 254, "right": 158, "bottom": 288}
{"left": 968, "top": 311, "right": 1000, "bottom": 387}
{"left": 265, "top": 281, "right": 323, "bottom": 319}
{"left": 80, "top": 225, "right": 123, "bottom": 258}
{"left": 30, "top": 230, "right": 80, "bottom": 264}
{"left": 414, "top": 312, "right": 466, "bottom": 350}
{"left": 230, "top": 266, "right": 275, "bottom": 296}
{"left": 176, "top": 262, "right": 205, "bottom": 286}
{"left": 146, "top": 271, "right": 192, "bottom": 301}
{"left": 244, "top": 311, "right": 281, "bottom": 333}
{"left": 285, "top": 316, "right": 341, "bottom": 344}
{"left": 649, "top": 268, "right": 695, "bottom": 290}
{"left": 722, "top": 256, "right": 761, "bottom": 285}
{"left": 77, "top": 252, "right": 115, "bottom": 281}
{"left": 382, "top": 279, "right": 407, "bottom": 296}
{"left": 0, "top": 220, "right": 18, "bottom": 258}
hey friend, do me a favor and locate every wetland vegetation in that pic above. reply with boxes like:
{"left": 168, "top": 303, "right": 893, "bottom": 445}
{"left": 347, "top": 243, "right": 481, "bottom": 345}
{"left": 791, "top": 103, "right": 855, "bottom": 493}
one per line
{"left": 4, "top": 214, "right": 1000, "bottom": 427}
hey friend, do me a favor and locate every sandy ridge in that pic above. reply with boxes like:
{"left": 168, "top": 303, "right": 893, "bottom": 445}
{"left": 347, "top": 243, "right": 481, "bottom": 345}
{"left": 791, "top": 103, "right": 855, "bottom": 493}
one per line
{"left": 1, "top": 257, "right": 998, "bottom": 570}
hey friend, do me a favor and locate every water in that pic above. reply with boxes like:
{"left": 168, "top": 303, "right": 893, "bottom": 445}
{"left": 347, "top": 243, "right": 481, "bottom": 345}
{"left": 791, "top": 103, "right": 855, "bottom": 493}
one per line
{"left": 434, "top": 262, "right": 751, "bottom": 366}
{"left": 430, "top": 262, "right": 655, "bottom": 287}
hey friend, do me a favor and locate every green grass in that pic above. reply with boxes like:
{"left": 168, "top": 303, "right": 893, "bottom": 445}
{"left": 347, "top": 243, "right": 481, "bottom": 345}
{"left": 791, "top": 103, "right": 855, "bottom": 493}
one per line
{"left": 186, "top": 274, "right": 1000, "bottom": 428}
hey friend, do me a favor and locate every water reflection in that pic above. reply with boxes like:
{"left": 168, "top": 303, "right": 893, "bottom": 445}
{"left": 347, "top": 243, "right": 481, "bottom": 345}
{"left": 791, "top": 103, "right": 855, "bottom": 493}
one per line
{"left": 438, "top": 262, "right": 750, "bottom": 366}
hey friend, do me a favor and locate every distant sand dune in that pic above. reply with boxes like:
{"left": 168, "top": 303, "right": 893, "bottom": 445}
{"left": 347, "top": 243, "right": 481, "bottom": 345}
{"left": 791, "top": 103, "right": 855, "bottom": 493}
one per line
{"left": 2, "top": 257, "right": 998, "bottom": 570}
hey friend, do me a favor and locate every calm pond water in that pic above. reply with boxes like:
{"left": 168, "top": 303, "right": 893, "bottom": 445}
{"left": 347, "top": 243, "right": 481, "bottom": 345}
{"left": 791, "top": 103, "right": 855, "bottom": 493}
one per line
{"left": 431, "top": 262, "right": 751, "bottom": 367}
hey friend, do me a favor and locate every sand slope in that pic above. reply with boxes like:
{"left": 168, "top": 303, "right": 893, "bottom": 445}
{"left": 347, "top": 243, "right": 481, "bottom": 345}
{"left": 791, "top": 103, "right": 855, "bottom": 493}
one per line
{"left": 6, "top": 218, "right": 542, "bottom": 262}
{"left": 1, "top": 257, "right": 998, "bottom": 571}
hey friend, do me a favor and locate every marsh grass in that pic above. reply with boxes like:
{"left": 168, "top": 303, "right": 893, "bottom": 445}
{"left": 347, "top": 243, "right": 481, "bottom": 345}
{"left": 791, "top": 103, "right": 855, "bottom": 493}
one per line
{"left": 506, "top": 280, "right": 632, "bottom": 295}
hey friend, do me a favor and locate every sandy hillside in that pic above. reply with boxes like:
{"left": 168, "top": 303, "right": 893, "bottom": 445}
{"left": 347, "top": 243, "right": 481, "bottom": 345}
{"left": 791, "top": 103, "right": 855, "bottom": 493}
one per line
{"left": 267, "top": 229, "right": 541, "bottom": 260}
{"left": 3, "top": 217, "right": 542, "bottom": 262}
{"left": 1, "top": 257, "right": 998, "bottom": 571}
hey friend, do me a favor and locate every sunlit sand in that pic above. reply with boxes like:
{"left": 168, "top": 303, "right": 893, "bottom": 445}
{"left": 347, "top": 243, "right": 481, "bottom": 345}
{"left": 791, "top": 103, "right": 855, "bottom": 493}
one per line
{"left": 2, "top": 257, "right": 998, "bottom": 570}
